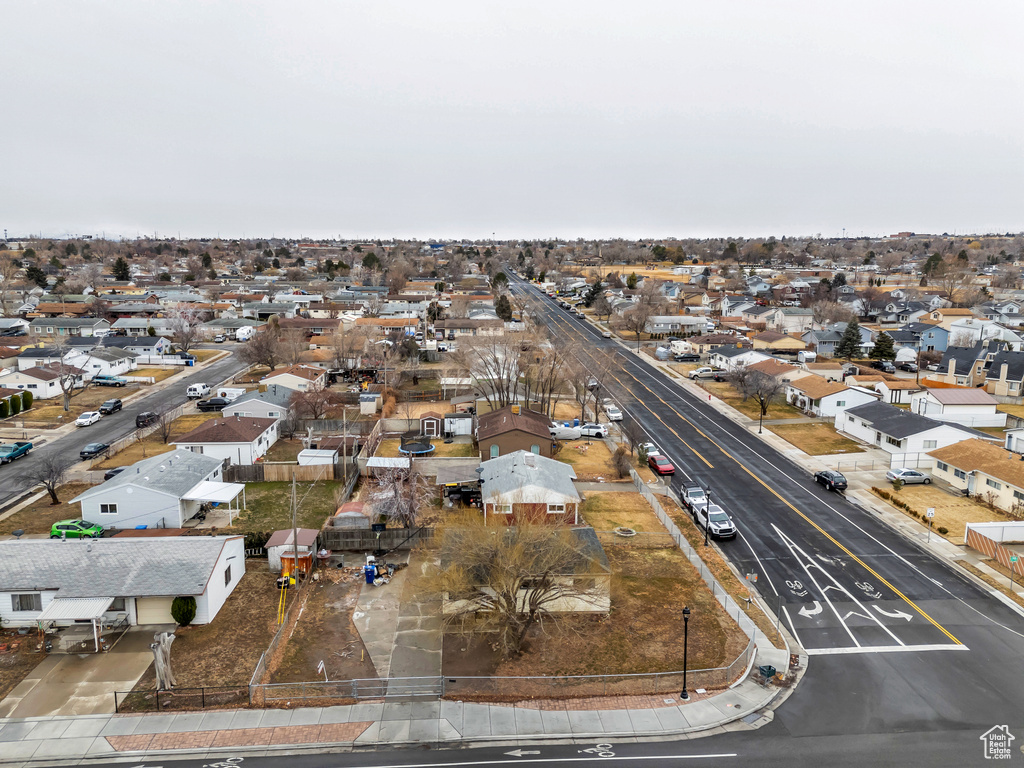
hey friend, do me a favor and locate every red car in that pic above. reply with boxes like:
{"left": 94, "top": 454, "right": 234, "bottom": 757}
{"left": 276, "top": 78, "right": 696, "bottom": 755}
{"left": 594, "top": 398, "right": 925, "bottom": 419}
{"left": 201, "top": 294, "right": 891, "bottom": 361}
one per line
{"left": 648, "top": 454, "right": 675, "bottom": 475}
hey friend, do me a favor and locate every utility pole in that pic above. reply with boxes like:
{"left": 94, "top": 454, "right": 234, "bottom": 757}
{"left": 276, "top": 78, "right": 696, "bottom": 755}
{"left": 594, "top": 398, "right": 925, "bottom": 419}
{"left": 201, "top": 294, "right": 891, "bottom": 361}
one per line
{"left": 291, "top": 473, "right": 299, "bottom": 582}
{"left": 342, "top": 408, "right": 349, "bottom": 484}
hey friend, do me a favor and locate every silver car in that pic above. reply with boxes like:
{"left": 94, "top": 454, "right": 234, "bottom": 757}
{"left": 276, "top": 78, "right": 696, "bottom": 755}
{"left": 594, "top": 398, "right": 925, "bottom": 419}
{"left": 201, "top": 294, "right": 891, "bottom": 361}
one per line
{"left": 886, "top": 468, "right": 931, "bottom": 485}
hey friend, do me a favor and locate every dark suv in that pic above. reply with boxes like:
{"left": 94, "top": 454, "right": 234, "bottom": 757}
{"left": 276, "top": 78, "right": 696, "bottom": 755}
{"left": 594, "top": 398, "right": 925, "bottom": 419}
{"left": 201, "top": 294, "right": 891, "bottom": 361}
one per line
{"left": 813, "top": 469, "right": 848, "bottom": 492}
{"left": 98, "top": 399, "right": 122, "bottom": 415}
{"left": 136, "top": 411, "right": 159, "bottom": 428}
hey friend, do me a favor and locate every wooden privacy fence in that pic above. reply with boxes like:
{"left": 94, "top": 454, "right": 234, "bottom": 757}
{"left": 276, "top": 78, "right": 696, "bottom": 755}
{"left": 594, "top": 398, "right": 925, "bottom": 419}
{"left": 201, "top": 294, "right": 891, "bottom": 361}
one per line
{"left": 224, "top": 462, "right": 336, "bottom": 483}
{"left": 965, "top": 523, "right": 1024, "bottom": 578}
{"left": 320, "top": 526, "right": 433, "bottom": 552}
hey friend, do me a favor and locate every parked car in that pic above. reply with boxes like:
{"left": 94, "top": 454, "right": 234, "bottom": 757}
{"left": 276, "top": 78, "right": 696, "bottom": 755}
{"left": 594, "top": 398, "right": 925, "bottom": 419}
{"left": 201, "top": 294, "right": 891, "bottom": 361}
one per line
{"left": 103, "top": 466, "right": 127, "bottom": 481}
{"left": 674, "top": 353, "right": 701, "bottom": 362}
{"left": 196, "top": 397, "right": 231, "bottom": 412}
{"left": 602, "top": 331, "right": 612, "bottom": 339}
{"left": 872, "top": 360, "right": 896, "bottom": 374}
{"left": 898, "top": 362, "right": 918, "bottom": 373}
{"left": 695, "top": 503, "right": 737, "bottom": 539}
{"left": 79, "top": 442, "right": 110, "bottom": 460}
{"left": 579, "top": 423, "right": 609, "bottom": 438}
{"left": 0, "top": 441, "right": 32, "bottom": 464}
{"left": 50, "top": 519, "right": 104, "bottom": 539}
{"left": 886, "top": 468, "right": 931, "bottom": 485}
{"left": 98, "top": 399, "right": 123, "bottom": 415}
{"left": 648, "top": 454, "right": 675, "bottom": 475}
{"left": 75, "top": 411, "right": 102, "bottom": 427}
{"left": 605, "top": 405, "right": 623, "bottom": 421}
{"left": 92, "top": 374, "right": 127, "bottom": 387}
{"left": 135, "top": 411, "right": 159, "bottom": 428}
{"left": 813, "top": 469, "right": 848, "bottom": 492}
{"left": 638, "top": 442, "right": 660, "bottom": 457}
{"left": 681, "top": 482, "right": 707, "bottom": 512}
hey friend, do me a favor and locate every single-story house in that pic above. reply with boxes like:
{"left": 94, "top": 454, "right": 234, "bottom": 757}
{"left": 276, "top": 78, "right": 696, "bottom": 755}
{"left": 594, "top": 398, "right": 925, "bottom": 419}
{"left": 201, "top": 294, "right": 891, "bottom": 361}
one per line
{"left": 101, "top": 335, "right": 172, "bottom": 356}
{"left": 646, "top": 315, "right": 710, "bottom": 335}
{"left": 836, "top": 401, "right": 994, "bottom": 457}
{"left": 478, "top": 404, "right": 553, "bottom": 460}
{"left": 787, "top": 375, "right": 878, "bottom": 418}
{"left": 707, "top": 346, "right": 771, "bottom": 372}
{"left": 848, "top": 375, "right": 924, "bottom": 405}
{"left": 803, "top": 361, "right": 846, "bottom": 382}
{"left": 0, "top": 536, "right": 245, "bottom": 639}
{"left": 173, "top": 416, "right": 279, "bottom": 466}
{"left": 744, "top": 358, "right": 810, "bottom": 387}
{"left": 71, "top": 449, "right": 244, "bottom": 529}
{"left": 751, "top": 331, "right": 806, "bottom": 352}
{"left": 16, "top": 347, "right": 76, "bottom": 371}
{"left": 479, "top": 449, "right": 580, "bottom": 524}
{"left": 223, "top": 384, "right": 292, "bottom": 420}
{"left": 68, "top": 348, "right": 137, "bottom": 380}
{"left": 909, "top": 387, "right": 1006, "bottom": 429}
{"left": 0, "top": 363, "right": 85, "bottom": 399}
{"left": 110, "top": 318, "right": 174, "bottom": 337}
{"left": 929, "top": 439, "right": 1024, "bottom": 512}
{"left": 28, "top": 318, "right": 111, "bottom": 338}
{"left": 259, "top": 364, "right": 327, "bottom": 392}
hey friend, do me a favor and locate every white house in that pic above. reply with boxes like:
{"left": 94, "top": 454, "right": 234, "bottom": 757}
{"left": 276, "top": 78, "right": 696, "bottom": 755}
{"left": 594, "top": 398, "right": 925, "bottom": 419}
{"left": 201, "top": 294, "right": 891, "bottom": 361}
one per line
{"left": 0, "top": 536, "right": 245, "bottom": 638}
{"left": 909, "top": 387, "right": 1006, "bottom": 429}
{"left": 948, "top": 318, "right": 1023, "bottom": 350}
{"left": 786, "top": 375, "right": 878, "bottom": 418}
{"left": 259, "top": 364, "right": 327, "bottom": 393}
{"left": 67, "top": 348, "right": 137, "bottom": 380}
{"left": 929, "top": 439, "right": 1024, "bottom": 512}
{"left": 173, "top": 415, "right": 279, "bottom": 466}
{"left": 836, "top": 401, "right": 993, "bottom": 458}
{"left": 71, "top": 449, "right": 244, "bottom": 529}
{"left": 0, "top": 364, "right": 84, "bottom": 399}
{"left": 223, "top": 385, "right": 292, "bottom": 420}
{"left": 707, "top": 347, "right": 771, "bottom": 372}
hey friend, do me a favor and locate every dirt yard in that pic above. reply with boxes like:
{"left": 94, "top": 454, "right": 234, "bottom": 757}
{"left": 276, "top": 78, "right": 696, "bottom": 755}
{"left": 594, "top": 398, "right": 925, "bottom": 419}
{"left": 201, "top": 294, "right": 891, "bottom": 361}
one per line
{"left": 129, "top": 569, "right": 279, "bottom": 692}
{"left": 0, "top": 483, "right": 94, "bottom": 535}
{"left": 581, "top": 491, "right": 666, "bottom": 532}
{"left": 768, "top": 422, "right": 866, "bottom": 455}
{"left": 271, "top": 568, "right": 378, "bottom": 683}
{"left": 872, "top": 484, "right": 1008, "bottom": 541}
{"left": 0, "top": 629, "right": 46, "bottom": 702}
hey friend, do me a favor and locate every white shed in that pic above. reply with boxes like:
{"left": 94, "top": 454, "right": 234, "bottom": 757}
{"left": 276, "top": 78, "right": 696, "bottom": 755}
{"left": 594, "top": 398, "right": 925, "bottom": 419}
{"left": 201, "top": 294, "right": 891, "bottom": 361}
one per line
{"left": 444, "top": 412, "right": 474, "bottom": 437}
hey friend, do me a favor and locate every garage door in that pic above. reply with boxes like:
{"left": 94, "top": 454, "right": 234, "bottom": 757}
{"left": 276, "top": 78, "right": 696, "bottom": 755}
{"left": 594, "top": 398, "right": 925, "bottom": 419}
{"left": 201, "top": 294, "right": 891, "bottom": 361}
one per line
{"left": 135, "top": 597, "right": 175, "bottom": 625}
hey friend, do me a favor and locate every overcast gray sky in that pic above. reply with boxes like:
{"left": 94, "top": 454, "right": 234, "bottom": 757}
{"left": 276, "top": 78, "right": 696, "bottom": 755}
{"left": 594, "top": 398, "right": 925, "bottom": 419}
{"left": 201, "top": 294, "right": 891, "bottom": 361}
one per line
{"left": 4, "top": 1, "right": 1021, "bottom": 241}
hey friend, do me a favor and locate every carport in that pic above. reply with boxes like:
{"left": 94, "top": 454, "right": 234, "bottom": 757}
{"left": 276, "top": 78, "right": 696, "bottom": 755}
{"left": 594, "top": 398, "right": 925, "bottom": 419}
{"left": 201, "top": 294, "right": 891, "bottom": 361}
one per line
{"left": 182, "top": 480, "right": 246, "bottom": 524}
{"left": 37, "top": 597, "right": 114, "bottom": 653}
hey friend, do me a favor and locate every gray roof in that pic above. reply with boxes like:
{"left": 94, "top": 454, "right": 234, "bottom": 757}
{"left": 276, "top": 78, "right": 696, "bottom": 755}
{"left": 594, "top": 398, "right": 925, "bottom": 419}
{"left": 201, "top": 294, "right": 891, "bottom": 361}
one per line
{"left": 72, "top": 449, "right": 223, "bottom": 501}
{"left": 939, "top": 343, "right": 984, "bottom": 377}
{"left": 480, "top": 450, "right": 579, "bottom": 503}
{"left": 711, "top": 345, "right": 755, "bottom": 358}
{"left": 29, "top": 318, "right": 108, "bottom": 328}
{"left": 0, "top": 536, "right": 238, "bottom": 597}
{"left": 843, "top": 401, "right": 988, "bottom": 440}
{"left": 85, "top": 347, "right": 137, "bottom": 362}
{"left": 229, "top": 384, "right": 293, "bottom": 408}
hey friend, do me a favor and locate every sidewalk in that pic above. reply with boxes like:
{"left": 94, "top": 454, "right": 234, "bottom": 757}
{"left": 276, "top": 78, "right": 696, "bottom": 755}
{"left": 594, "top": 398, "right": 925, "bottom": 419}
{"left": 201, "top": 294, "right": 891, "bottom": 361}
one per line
{"left": 0, "top": 674, "right": 794, "bottom": 765}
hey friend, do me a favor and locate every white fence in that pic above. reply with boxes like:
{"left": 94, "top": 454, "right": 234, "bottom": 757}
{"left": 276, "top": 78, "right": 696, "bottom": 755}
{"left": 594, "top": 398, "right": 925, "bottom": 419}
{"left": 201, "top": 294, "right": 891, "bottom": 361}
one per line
{"left": 964, "top": 521, "right": 1024, "bottom": 545}
{"left": 134, "top": 355, "right": 192, "bottom": 366}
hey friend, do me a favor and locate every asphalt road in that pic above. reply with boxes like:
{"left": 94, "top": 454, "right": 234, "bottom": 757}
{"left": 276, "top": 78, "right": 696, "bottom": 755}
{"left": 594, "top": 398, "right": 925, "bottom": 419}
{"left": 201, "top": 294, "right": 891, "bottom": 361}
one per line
{"left": 0, "top": 349, "right": 249, "bottom": 509}
{"left": 506, "top": 271, "right": 1024, "bottom": 740}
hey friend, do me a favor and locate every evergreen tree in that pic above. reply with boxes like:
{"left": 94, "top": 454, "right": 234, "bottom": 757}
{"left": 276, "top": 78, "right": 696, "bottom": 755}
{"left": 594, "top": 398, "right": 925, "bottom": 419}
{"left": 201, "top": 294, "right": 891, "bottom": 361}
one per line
{"left": 627, "top": 273, "right": 639, "bottom": 289}
{"left": 835, "top": 318, "right": 863, "bottom": 359}
{"left": 870, "top": 331, "right": 896, "bottom": 360}
{"left": 583, "top": 277, "right": 603, "bottom": 308}
{"left": 112, "top": 256, "right": 131, "bottom": 281}
{"left": 494, "top": 294, "right": 513, "bottom": 322}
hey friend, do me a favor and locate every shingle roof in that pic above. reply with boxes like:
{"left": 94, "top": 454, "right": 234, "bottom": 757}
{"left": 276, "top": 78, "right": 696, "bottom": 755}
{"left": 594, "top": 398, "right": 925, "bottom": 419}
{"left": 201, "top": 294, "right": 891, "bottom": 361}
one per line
{"left": 844, "top": 401, "right": 985, "bottom": 439}
{"left": 929, "top": 439, "right": 1024, "bottom": 489}
{"left": 0, "top": 536, "right": 238, "bottom": 597}
{"left": 745, "top": 359, "right": 798, "bottom": 377}
{"left": 985, "top": 350, "right": 1024, "bottom": 383}
{"left": 478, "top": 405, "right": 550, "bottom": 441}
{"left": 229, "top": 385, "right": 293, "bottom": 408}
{"left": 262, "top": 365, "right": 325, "bottom": 382}
{"left": 174, "top": 416, "right": 278, "bottom": 445}
{"left": 73, "top": 449, "right": 223, "bottom": 500}
{"left": 479, "top": 450, "right": 579, "bottom": 502}
{"left": 790, "top": 374, "right": 849, "bottom": 400}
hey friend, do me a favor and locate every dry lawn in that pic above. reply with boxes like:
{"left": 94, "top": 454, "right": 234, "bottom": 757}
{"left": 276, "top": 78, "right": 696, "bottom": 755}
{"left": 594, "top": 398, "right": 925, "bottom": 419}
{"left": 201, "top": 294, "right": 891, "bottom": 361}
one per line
{"left": 581, "top": 491, "right": 666, "bottom": 532}
{"left": 661, "top": 495, "right": 786, "bottom": 649}
{"left": 264, "top": 439, "right": 303, "bottom": 462}
{"left": 768, "top": 422, "right": 866, "bottom": 455}
{"left": 376, "top": 438, "right": 477, "bottom": 458}
{"left": 0, "top": 483, "right": 93, "bottom": 535}
{"left": 131, "top": 569, "right": 278, "bottom": 689}
{"left": 25, "top": 388, "right": 140, "bottom": 426}
{"left": 997, "top": 404, "right": 1024, "bottom": 419}
{"left": 958, "top": 562, "right": 1024, "bottom": 610}
{"left": 193, "top": 349, "right": 224, "bottom": 363}
{"left": 873, "top": 484, "right": 1007, "bottom": 541}
{"left": 702, "top": 382, "right": 805, "bottom": 421}
{"left": 94, "top": 412, "right": 225, "bottom": 469}
{"left": 556, "top": 439, "right": 627, "bottom": 482}
{"left": 131, "top": 367, "right": 182, "bottom": 383}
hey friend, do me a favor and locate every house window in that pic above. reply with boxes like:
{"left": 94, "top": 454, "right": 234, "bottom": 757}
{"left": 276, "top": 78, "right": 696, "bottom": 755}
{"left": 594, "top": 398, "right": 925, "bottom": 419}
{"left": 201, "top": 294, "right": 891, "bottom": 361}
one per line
{"left": 885, "top": 436, "right": 902, "bottom": 447}
{"left": 490, "top": 444, "right": 499, "bottom": 458}
{"left": 954, "top": 468, "right": 967, "bottom": 480}
{"left": 937, "top": 461, "right": 949, "bottom": 472}
{"left": 835, "top": 400, "right": 845, "bottom": 407}
{"left": 11, "top": 593, "right": 42, "bottom": 612}
{"left": 495, "top": 503, "right": 511, "bottom": 514}
{"left": 1014, "top": 490, "right": 1024, "bottom": 503}
{"left": 191, "top": 446, "right": 204, "bottom": 454}
{"left": 27, "top": 384, "right": 37, "bottom": 389}
{"left": 99, "top": 503, "right": 118, "bottom": 515}
{"left": 986, "top": 478, "right": 1002, "bottom": 490}
{"left": 531, "top": 444, "right": 540, "bottom": 455}
{"left": 923, "top": 440, "right": 937, "bottom": 450}
{"left": 225, "top": 565, "right": 232, "bottom": 586}
{"left": 547, "top": 503, "right": 565, "bottom": 514}
{"left": 109, "top": 597, "right": 126, "bottom": 612}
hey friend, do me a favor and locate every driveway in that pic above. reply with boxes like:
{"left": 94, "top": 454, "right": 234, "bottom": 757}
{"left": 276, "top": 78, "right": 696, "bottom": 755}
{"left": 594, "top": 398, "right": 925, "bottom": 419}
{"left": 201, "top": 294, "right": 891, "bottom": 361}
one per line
{"left": 0, "top": 626, "right": 163, "bottom": 718}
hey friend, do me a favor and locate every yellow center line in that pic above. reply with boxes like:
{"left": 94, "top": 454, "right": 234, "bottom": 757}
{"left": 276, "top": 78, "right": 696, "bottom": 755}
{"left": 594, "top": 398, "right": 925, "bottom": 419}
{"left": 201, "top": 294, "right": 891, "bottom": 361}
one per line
{"left": 541, "top": 296, "right": 962, "bottom": 646}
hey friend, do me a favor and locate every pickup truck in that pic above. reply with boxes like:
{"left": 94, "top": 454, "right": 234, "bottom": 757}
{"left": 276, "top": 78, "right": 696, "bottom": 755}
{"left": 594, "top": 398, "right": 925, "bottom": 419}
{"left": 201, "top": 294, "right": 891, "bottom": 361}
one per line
{"left": 92, "top": 375, "right": 128, "bottom": 387}
{"left": 688, "top": 367, "right": 725, "bottom": 380}
{"left": 681, "top": 482, "right": 707, "bottom": 513}
{"left": 0, "top": 441, "right": 33, "bottom": 464}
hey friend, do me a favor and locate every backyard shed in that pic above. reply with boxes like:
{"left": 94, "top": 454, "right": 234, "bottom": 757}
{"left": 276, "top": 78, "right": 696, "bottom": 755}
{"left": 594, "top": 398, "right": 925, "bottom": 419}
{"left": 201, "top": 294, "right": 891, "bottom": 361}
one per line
{"left": 266, "top": 528, "right": 320, "bottom": 572}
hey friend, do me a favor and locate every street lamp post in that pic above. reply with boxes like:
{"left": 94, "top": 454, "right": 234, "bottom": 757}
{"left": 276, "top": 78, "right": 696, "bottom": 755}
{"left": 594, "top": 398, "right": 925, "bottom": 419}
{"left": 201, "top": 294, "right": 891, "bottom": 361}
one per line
{"left": 758, "top": 407, "right": 764, "bottom": 435}
{"left": 680, "top": 606, "right": 691, "bottom": 700}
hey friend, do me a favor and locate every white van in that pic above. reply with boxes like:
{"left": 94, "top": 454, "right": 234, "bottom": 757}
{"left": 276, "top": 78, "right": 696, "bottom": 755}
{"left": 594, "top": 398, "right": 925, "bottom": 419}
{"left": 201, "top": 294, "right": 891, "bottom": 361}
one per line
{"left": 186, "top": 383, "right": 211, "bottom": 399}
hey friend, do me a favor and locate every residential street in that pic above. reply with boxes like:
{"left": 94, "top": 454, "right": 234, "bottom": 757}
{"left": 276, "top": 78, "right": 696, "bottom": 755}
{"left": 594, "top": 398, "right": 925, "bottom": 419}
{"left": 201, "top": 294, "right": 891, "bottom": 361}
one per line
{"left": 0, "top": 349, "right": 249, "bottom": 511}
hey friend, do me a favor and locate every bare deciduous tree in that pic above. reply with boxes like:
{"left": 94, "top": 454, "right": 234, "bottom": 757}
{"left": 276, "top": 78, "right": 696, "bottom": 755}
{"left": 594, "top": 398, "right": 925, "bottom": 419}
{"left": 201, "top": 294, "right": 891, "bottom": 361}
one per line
{"left": 367, "top": 465, "right": 433, "bottom": 528}
{"left": 26, "top": 453, "right": 73, "bottom": 504}
{"left": 167, "top": 304, "right": 205, "bottom": 355}
{"left": 810, "top": 300, "right": 854, "bottom": 329}
{"left": 238, "top": 327, "right": 284, "bottom": 371}
{"left": 614, "top": 304, "right": 654, "bottom": 351}
{"left": 279, "top": 328, "right": 308, "bottom": 367}
{"left": 729, "top": 368, "right": 786, "bottom": 418}
{"left": 290, "top": 382, "right": 337, "bottom": 420}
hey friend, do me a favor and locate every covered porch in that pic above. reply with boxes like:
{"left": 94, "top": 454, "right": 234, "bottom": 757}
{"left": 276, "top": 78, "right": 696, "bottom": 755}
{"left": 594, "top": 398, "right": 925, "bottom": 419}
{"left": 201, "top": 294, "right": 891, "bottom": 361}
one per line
{"left": 181, "top": 480, "right": 246, "bottom": 527}
{"left": 37, "top": 597, "right": 130, "bottom": 654}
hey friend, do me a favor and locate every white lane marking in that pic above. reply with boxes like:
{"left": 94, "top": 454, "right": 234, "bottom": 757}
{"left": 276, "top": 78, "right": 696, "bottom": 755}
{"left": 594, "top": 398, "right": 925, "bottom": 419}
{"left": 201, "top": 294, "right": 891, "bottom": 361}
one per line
{"left": 873, "top": 605, "right": 913, "bottom": 621}
{"left": 805, "top": 644, "right": 970, "bottom": 656}
{"left": 781, "top": 605, "right": 806, "bottom": 648}
{"left": 736, "top": 528, "right": 780, "bottom": 597}
{"left": 798, "top": 601, "right": 822, "bottom": 618}
{"left": 347, "top": 755, "right": 739, "bottom": 768}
